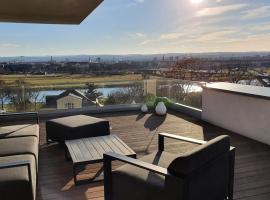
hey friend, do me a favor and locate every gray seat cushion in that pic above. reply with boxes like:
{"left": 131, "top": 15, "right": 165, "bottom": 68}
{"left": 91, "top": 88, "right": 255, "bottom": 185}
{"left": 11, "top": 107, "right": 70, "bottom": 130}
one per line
{"left": 0, "top": 137, "right": 39, "bottom": 170}
{"left": 0, "top": 124, "right": 39, "bottom": 139}
{"left": 46, "top": 115, "right": 110, "bottom": 143}
{"left": 48, "top": 115, "right": 108, "bottom": 128}
{"left": 0, "top": 155, "right": 36, "bottom": 200}
{"left": 111, "top": 151, "right": 183, "bottom": 200}
{"left": 168, "top": 135, "right": 230, "bottom": 176}
{"left": 167, "top": 135, "right": 231, "bottom": 200}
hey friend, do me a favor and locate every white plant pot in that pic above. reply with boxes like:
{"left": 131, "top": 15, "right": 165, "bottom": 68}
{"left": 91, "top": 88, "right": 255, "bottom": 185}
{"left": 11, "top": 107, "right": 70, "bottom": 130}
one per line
{"left": 141, "top": 104, "right": 148, "bottom": 113}
{"left": 155, "top": 102, "right": 167, "bottom": 115}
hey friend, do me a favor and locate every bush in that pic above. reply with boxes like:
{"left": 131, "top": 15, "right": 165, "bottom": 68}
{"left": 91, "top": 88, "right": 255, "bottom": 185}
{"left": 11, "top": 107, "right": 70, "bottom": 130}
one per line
{"left": 183, "top": 92, "right": 202, "bottom": 109}
{"left": 145, "top": 93, "right": 156, "bottom": 103}
{"left": 104, "top": 91, "right": 130, "bottom": 105}
{"left": 154, "top": 97, "right": 172, "bottom": 108}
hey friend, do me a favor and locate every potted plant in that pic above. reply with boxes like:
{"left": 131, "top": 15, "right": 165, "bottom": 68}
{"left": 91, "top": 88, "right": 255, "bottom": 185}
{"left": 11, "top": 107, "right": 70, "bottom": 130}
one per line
{"left": 154, "top": 97, "right": 172, "bottom": 115}
{"left": 141, "top": 93, "right": 156, "bottom": 113}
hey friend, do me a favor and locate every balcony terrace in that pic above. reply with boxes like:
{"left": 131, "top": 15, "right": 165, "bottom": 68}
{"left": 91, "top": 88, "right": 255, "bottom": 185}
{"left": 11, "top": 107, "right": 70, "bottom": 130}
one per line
{"left": 36, "top": 110, "right": 270, "bottom": 200}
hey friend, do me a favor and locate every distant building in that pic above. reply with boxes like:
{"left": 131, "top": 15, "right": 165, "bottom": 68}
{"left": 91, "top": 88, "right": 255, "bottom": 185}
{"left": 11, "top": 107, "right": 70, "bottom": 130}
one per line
{"left": 45, "top": 89, "right": 96, "bottom": 109}
{"left": 0, "top": 109, "right": 6, "bottom": 114}
{"left": 57, "top": 93, "right": 83, "bottom": 109}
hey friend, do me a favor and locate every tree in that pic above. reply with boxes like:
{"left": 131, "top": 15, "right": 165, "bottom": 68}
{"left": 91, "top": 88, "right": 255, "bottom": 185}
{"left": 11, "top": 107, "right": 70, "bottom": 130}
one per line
{"left": 0, "top": 80, "right": 10, "bottom": 110}
{"left": 104, "top": 83, "right": 144, "bottom": 105}
{"left": 105, "top": 90, "right": 129, "bottom": 105}
{"left": 169, "top": 82, "right": 191, "bottom": 102}
{"left": 84, "top": 83, "right": 103, "bottom": 101}
{"left": 29, "top": 88, "right": 43, "bottom": 111}
{"left": 9, "top": 79, "right": 32, "bottom": 112}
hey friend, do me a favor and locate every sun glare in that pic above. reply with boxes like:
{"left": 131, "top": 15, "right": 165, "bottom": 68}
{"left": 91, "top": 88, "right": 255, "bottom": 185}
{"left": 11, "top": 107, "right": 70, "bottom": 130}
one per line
{"left": 191, "top": 0, "right": 203, "bottom": 4}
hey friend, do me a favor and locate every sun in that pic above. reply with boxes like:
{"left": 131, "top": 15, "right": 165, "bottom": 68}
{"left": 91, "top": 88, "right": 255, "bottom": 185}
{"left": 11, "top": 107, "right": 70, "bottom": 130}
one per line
{"left": 191, "top": 0, "right": 203, "bottom": 4}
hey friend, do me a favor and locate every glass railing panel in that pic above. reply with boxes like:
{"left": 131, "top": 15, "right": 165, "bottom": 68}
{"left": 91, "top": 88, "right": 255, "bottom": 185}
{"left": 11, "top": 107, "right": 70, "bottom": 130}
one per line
{"left": 0, "top": 78, "right": 202, "bottom": 113}
{"left": 155, "top": 79, "right": 203, "bottom": 109}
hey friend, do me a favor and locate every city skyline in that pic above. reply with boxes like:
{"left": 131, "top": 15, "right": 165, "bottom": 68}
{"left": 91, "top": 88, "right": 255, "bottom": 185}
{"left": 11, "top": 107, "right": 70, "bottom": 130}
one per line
{"left": 0, "top": 0, "right": 270, "bottom": 56}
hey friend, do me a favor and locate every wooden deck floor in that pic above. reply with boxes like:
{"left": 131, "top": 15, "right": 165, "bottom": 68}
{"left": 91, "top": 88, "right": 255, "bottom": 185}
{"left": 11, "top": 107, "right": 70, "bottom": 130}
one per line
{"left": 37, "top": 111, "right": 270, "bottom": 200}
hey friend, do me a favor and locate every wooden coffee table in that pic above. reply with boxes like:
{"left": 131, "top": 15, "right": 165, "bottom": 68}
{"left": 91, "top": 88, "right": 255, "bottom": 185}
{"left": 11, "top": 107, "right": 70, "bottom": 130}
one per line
{"left": 65, "top": 135, "right": 136, "bottom": 185}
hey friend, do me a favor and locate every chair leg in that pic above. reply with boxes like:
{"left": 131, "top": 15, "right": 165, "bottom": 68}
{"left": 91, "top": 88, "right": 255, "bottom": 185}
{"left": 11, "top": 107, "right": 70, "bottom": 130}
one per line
{"left": 228, "top": 149, "right": 235, "bottom": 200}
{"left": 104, "top": 154, "right": 113, "bottom": 200}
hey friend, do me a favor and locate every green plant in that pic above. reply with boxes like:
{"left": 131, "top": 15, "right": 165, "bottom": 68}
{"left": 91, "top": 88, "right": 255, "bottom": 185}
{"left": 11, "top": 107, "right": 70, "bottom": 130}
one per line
{"left": 183, "top": 92, "right": 202, "bottom": 109}
{"left": 145, "top": 93, "right": 156, "bottom": 103}
{"left": 143, "top": 93, "right": 156, "bottom": 110}
{"left": 154, "top": 97, "right": 172, "bottom": 108}
{"left": 146, "top": 101, "right": 155, "bottom": 110}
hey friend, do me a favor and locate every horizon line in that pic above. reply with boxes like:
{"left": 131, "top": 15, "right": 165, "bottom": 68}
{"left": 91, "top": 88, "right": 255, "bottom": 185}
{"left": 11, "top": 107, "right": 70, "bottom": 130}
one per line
{"left": 1, "top": 50, "right": 270, "bottom": 58}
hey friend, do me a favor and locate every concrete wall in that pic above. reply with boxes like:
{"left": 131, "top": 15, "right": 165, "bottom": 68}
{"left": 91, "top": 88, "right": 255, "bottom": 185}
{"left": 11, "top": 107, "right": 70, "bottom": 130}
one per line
{"left": 56, "top": 95, "right": 82, "bottom": 109}
{"left": 170, "top": 103, "right": 202, "bottom": 119}
{"left": 202, "top": 88, "right": 270, "bottom": 145}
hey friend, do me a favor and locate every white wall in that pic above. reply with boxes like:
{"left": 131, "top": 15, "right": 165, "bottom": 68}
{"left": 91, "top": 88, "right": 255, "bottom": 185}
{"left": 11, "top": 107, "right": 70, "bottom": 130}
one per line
{"left": 202, "top": 88, "right": 270, "bottom": 145}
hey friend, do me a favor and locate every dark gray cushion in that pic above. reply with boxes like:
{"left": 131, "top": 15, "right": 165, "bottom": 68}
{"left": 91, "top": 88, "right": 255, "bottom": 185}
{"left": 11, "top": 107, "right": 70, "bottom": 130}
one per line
{"left": 0, "top": 137, "right": 39, "bottom": 170}
{"left": 48, "top": 115, "right": 108, "bottom": 128}
{"left": 111, "top": 152, "right": 183, "bottom": 200}
{"left": 0, "top": 155, "right": 36, "bottom": 200}
{"left": 0, "top": 124, "right": 39, "bottom": 139}
{"left": 46, "top": 115, "right": 110, "bottom": 143}
{"left": 168, "top": 135, "right": 230, "bottom": 176}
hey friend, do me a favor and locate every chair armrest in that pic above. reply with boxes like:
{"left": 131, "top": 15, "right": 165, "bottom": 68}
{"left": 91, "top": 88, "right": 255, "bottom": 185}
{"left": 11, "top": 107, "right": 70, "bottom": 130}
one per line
{"left": 104, "top": 152, "right": 170, "bottom": 177}
{"left": 0, "top": 160, "right": 33, "bottom": 199}
{"left": 158, "top": 132, "right": 206, "bottom": 151}
{"left": 104, "top": 152, "right": 172, "bottom": 200}
{"left": 0, "top": 112, "right": 39, "bottom": 124}
{"left": 159, "top": 133, "right": 235, "bottom": 152}
{"left": 0, "top": 160, "right": 31, "bottom": 170}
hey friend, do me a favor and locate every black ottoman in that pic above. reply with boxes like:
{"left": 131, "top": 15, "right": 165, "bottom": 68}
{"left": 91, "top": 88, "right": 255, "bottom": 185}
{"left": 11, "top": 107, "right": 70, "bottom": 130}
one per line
{"left": 46, "top": 115, "right": 110, "bottom": 143}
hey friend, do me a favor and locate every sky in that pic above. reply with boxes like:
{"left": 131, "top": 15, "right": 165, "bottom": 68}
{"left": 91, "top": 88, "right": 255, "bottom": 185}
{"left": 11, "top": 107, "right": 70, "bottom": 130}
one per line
{"left": 0, "top": 0, "right": 270, "bottom": 56}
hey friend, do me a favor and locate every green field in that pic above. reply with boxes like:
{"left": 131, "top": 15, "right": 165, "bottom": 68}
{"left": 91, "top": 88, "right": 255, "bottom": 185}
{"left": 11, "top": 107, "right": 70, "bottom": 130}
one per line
{"left": 0, "top": 74, "right": 145, "bottom": 89}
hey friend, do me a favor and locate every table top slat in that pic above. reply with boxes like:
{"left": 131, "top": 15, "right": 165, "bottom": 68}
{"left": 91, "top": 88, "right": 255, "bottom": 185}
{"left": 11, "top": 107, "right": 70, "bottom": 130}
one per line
{"left": 65, "top": 135, "right": 136, "bottom": 164}
{"left": 101, "top": 136, "right": 123, "bottom": 155}
{"left": 113, "top": 135, "right": 136, "bottom": 155}
{"left": 77, "top": 140, "right": 93, "bottom": 161}
{"left": 69, "top": 143, "right": 84, "bottom": 163}
{"left": 91, "top": 137, "right": 106, "bottom": 157}
{"left": 96, "top": 137, "right": 112, "bottom": 153}
{"left": 83, "top": 138, "right": 101, "bottom": 160}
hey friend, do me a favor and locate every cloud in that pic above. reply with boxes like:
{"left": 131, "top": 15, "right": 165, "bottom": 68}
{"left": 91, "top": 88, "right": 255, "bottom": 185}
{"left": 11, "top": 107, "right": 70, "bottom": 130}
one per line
{"left": 135, "top": 32, "right": 146, "bottom": 37}
{"left": 159, "top": 33, "right": 185, "bottom": 40}
{"left": 196, "top": 30, "right": 237, "bottom": 41}
{"left": 139, "top": 32, "right": 186, "bottom": 46}
{"left": 0, "top": 43, "right": 20, "bottom": 48}
{"left": 196, "top": 4, "right": 247, "bottom": 17}
{"left": 242, "top": 6, "right": 270, "bottom": 19}
{"left": 252, "top": 24, "right": 270, "bottom": 32}
{"left": 139, "top": 39, "right": 155, "bottom": 45}
{"left": 129, "top": 32, "right": 147, "bottom": 40}
{"left": 128, "top": 0, "right": 144, "bottom": 7}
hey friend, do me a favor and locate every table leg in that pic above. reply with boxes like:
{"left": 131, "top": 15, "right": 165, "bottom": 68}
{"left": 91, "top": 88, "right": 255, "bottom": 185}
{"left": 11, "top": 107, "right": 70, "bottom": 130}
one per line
{"left": 65, "top": 146, "right": 71, "bottom": 161}
{"left": 73, "top": 164, "right": 78, "bottom": 185}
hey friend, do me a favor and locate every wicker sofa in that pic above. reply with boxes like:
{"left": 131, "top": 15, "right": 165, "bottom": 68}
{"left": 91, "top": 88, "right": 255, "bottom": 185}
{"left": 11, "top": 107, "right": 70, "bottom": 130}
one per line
{"left": 0, "top": 112, "right": 39, "bottom": 200}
